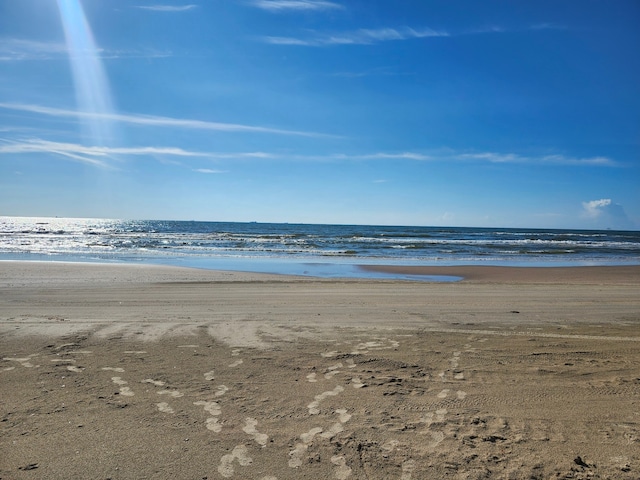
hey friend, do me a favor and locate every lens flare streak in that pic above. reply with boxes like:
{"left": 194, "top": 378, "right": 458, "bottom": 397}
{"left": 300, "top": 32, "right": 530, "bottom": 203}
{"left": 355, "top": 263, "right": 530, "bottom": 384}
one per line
{"left": 57, "top": 0, "right": 115, "bottom": 146}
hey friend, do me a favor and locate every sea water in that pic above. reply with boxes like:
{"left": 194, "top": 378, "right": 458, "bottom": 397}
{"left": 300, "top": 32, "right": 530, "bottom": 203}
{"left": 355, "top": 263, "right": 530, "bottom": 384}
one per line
{"left": 1, "top": 217, "right": 639, "bottom": 280}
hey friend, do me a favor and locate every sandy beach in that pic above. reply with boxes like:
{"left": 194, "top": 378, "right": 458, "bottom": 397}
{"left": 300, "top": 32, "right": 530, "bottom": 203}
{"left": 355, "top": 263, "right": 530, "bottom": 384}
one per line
{"left": 1, "top": 261, "right": 639, "bottom": 479}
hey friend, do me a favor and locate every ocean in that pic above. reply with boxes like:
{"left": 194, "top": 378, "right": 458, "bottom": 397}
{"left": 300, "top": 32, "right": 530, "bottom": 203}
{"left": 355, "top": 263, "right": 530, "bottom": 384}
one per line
{"left": 1, "top": 217, "right": 639, "bottom": 280}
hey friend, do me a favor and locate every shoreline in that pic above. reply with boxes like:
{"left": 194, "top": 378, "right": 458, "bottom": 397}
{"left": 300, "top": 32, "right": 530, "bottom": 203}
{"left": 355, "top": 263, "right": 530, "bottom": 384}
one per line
{"left": 359, "top": 263, "right": 640, "bottom": 284}
{"left": 3, "top": 259, "right": 640, "bottom": 284}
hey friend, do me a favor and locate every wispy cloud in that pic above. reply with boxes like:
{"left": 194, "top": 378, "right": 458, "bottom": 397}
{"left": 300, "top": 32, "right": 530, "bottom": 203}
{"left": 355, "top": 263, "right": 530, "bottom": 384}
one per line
{"left": 251, "top": 0, "right": 342, "bottom": 11}
{"left": 0, "top": 38, "right": 67, "bottom": 61}
{"left": 91, "top": 48, "right": 173, "bottom": 60}
{"left": 329, "top": 66, "right": 411, "bottom": 78}
{"left": 456, "top": 152, "right": 618, "bottom": 166}
{"left": 207, "top": 152, "right": 273, "bottom": 159}
{"left": 303, "top": 150, "right": 617, "bottom": 166}
{"left": 0, "top": 37, "right": 170, "bottom": 61}
{"left": 135, "top": 5, "right": 197, "bottom": 12}
{"left": 1, "top": 138, "right": 617, "bottom": 172}
{"left": 263, "top": 22, "right": 565, "bottom": 47}
{"left": 0, "top": 139, "right": 274, "bottom": 171}
{"left": 264, "top": 26, "right": 448, "bottom": 46}
{"left": 0, "top": 139, "right": 213, "bottom": 168}
{"left": 529, "top": 23, "right": 566, "bottom": 31}
{"left": 0, "top": 103, "right": 331, "bottom": 138}
{"left": 194, "top": 168, "right": 227, "bottom": 174}
{"left": 329, "top": 152, "right": 433, "bottom": 161}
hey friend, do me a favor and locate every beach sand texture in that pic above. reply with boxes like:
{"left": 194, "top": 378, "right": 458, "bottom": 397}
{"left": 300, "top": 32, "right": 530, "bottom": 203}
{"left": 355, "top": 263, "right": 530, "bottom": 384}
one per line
{"left": 1, "top": 262, "right": 639, "bottom": 479}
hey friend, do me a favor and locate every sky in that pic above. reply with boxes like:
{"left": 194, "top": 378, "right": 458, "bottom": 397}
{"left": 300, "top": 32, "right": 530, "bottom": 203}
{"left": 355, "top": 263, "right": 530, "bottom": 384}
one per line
{"left": 0, "top": 0, "right": 639, "bottom": 229}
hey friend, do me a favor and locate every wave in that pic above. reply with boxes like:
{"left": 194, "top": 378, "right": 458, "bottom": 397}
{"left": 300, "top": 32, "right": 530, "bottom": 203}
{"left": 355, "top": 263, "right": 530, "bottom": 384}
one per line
{"left": 1, "top": 217, "right": 639, "bottom": 266}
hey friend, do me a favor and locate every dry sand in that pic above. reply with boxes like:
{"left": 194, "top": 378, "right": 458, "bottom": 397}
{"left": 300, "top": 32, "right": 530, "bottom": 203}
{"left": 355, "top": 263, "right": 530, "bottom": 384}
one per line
{"left": 1, "top": 261, "right": 639, "bottom": 479}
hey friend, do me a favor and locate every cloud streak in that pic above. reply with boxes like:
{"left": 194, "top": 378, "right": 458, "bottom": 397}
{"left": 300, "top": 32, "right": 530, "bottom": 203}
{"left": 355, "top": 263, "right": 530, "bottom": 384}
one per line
{"left": 324, "top": 151, "right": 617, "bottom": 166}
{"left": 0, "top": 139, "right": 277, "bottom": 173}
{"left": 264, "top": 26, "right": 448, "bottom": 46}
{"left": 262, "top": 23, "right": 564, "bottom": 47}
{"left": 456, "top": 152, "right": 618, "bottom": 166}
{"left": 0, "top": 103, "right": 330, "bottom": 138}
{"left": 251, "top": 0, "right": 344, "bottom": 12}
{"left": 135, "top": 5, "right": 197, "bottom": 12}
{"left": 251, "top": 0, "right": 343, "bottom": 11}
{"left": 0, "top": 38, "right": 67, "bottom": 61}
{"left": 194, "top": 168, "right": 227, "bottom": 174}
{"left": 0, "top": 37, "right": 170, "bottom": 61}
{"left": 0, "top": 139, "right": 215, "bottom": 168}
{"left": 0, "top": 132, "right": 615, "bottom": 169}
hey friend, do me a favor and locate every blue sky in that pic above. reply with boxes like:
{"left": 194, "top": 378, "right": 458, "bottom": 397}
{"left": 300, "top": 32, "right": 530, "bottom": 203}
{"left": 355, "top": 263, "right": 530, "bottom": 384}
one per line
{"left": 0, "top": 0, "right": 638, "bottom": 229}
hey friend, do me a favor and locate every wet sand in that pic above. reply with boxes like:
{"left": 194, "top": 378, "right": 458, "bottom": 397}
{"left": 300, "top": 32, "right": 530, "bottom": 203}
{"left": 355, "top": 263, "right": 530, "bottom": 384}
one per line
{"left": 1, "top": 261, "right": 639, "bottom": 479}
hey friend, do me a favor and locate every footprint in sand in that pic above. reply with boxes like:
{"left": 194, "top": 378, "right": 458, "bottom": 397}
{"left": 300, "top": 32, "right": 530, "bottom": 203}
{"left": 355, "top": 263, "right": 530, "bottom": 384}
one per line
{"left": 66, "top": 365, "right": 84, "bottom": 373}
{"left": 456, "top": 390, "right": 467, "bottom": 400}
{"left": 243, "top": 418, "right": 269, "bottom": 446}
{"left": 336, "top": 408, "right": 351, "bottom": 423}
{"left": 289, "top": 408, "right": 351, "bottom": 472}
{"left": 206, "top": 418, "right": 222, "bottom": 432}
{"left": 215, "top": 385, "right": 229, "bottom": 397}
{"left": 300, "top": 427, "right": 324, "bottom": 445}
{"left": 320, "top": 409, "right": 351, "bottom": 440}
{"left": 228, "top": 359, "right": 243, "bottom": 368}
{"left": 142, "top": 378, "right": 165, "bottom": 386}
{"left": 324, "top": 363, "right": 342, "bottom": 379}
{"left": 156, "top": 402, "right": 174, "bottom": 413}
{"left": 218, "top": 444, "right": 253, "bottom": 478}
{"left": 3, "top": 354, "right": 39, "bottom": 368}
{"left": 289, "top": 427, "right": 323, "bottom": 468}
{"left": 196, "top": 401, "right": 221, "bottom": 416}
{"left": 351, "top": 377, "right": 366, "bottom": 388}
{"left": 352, "top": 339, "right": 400, "bottom": 354}
{"left": 320, "top": 422, "right": 344, "bottom": 439}
{"left": 195, "top": 400, "right": 222, "bottom": 432}
{"left": 437, "top": 389, "right": 450, "bottom": 399}
{"left": 428, "top": 431, "right": 445, "bottom": 448}
{"left": 331, "top": 455, "right": 352, "bottom": 479}
{"left": 157, "top": 389, "right": 183, "bottom": 398}
{"left": 204, "top": 370, "right": 216, "bottom": 381}
{"left": 102, "top": 367, "right": 125, "bottom": 373}
{"left": 307, "top": 385, "right": 344, "bottom": 415}
{"left": 422, "top": 408, "right": 447, "bottom": 427}
{"left": 306, "top": 372, "right": 318, "bottom": 383}
{"left": 111, "top": 377, "right": 134, "bottom": 396}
